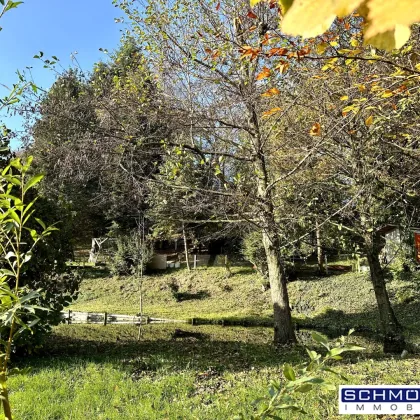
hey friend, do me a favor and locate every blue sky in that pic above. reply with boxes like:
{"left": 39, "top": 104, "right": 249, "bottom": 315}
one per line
{"left": 0, "top": 0, "right": 123, "bottom": 148}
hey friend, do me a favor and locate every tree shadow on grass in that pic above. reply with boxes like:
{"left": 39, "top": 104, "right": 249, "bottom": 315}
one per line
{"left": 291, "top": 267, "right": 355, "bottom": 282}
{"left": 17, "top": 319, "right": 412, "bottom": 379}
{"left": 75, "top": 266, "right": 111, "bottom": 279}
{"left": 298, "top": 298, "right": 420, "bottom": 347}
{"left": 174, "top": 290, "right": 211, "bottom": 302}
{"left": 19, "top": 324, "right": 304, "bottom": 375}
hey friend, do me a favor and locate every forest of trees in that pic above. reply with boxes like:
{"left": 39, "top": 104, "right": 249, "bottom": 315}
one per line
{"left": 17, "top": 0, "right": 419, "bottom": 349}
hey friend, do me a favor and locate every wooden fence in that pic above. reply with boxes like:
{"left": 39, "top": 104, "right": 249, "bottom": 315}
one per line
{"left": 60, "top": 311, "right": 188, "bottom": 326}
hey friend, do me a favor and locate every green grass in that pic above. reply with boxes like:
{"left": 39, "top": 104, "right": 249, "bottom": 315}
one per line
{"left": 71, "top": 266, "right": 272, "bottom": 320}
{"left": 7, "top": 324, "right": 420, "bottom": 420}
{"left": 70, "top": 266, "right": 420, "bottom": 339}
{"left": 4, "top": 265, "right": 420, "bottom": 419}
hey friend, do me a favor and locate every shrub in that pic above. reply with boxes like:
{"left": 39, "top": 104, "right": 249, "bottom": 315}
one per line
{"left": 242, "top": 231, "right": 269, "bottom": 284}
{"left": 0, "top": 159, "right": 81, "bottom": 355}
{"left": 385, "top": 234, "right": 419, "bottom": 282}
{"left": 109, "top": 230, "right": 153, "bottom": 276}
{"left": 0, "top": 156, "right": 64, "bottom": 416}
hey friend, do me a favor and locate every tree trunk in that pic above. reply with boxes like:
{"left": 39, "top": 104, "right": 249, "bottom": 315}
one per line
{"left": 182, "top": 223, "right": 191, "bottom": 271}
{"left": 0, "top": 375, "right": 12, "bottom": 420}
{"left": 239, "top": 37, "right": 296, "bottom": 345}
{"left": 315, "top": 219, "right": 325, "bottom": 275}
{"left": 88, "top": 238, "right": 97, "bottom": 265}
{"left": 251, "top": 131, "right": 296, "bottom": 345}
{"left": 365, "top": 235, "right": 404, "bottom": 353}
{"left": 262, "top": 230, "right": 296, "bottom": 345}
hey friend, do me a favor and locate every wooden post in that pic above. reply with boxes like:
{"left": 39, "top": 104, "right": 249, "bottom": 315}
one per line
{"left": 68, "top": 310, "right": 71, "bottom": 325}
{"left": 104, "top": 312, "right": 108, "bottom": 326}
{"left": 324, "top": 255, "right": 328, "bottom": 275}
{"left": 183, "top": 222, "right": 191, "bottom": 271}
{"left": 316, "top": 219, "right": 325, "bottom": 275}
{"left": 193, "top": 254, "right": 197, "bottom": 269}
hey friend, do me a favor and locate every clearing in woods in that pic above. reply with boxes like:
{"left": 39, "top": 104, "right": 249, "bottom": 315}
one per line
{"left": 7, "top": 265, "right": 420, "bottom": 419}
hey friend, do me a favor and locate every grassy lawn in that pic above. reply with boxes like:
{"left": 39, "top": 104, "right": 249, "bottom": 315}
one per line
{"left": 5, "top": 265, "right": 420, "bottom": 419}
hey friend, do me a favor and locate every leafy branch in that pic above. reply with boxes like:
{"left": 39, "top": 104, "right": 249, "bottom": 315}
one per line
{"left": 236, "top": 330, "right": 364, "bottom": 419}
{"left": 0, "top": 156, "right": 58, "bottom": 420}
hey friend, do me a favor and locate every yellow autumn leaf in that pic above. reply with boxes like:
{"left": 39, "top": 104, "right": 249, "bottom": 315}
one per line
{"left": 281, "top": 0, "right": 363, "bottom": 38}
{"left": 261, "top": 87, "right": 280, "bottom": 97}
{"left": 274, "top": 61, "right": 290, "bottom": 74}
{"left": 316, "top": 42, "right": 329, "bottom": 55}
{"left": 256, "top": 67, "right": 271, "bottom": 80}
{"left": 365, "top": 115, "right": 374, "bottom": 126}
{"left": 335, "top": 0, "right": 364, "bottom": 17}
{"left": 365, "top": 0, "right": 420, "bottom": 38}
{"left": 382, "top": 90, "right": 394, "bottom": 98}
{"left": 350, "top": 38, "right": 359, "bottom": 47}
{"left": 279, "top": 0, "right": 294, "bottom": 13}
{"left": 251, "top": 0, "right": 419, "bottom": 51}
{"left": 262, "top": 107, "right": 283, "bottom": 118}
{"left": 364, "top": 24, "right": 411, "bottom": 50}
{"left": 309, "top": 122, "right": 321, "bottom": 136}
{"left": 340, "top": 95, "right": 349, "bottom": 101}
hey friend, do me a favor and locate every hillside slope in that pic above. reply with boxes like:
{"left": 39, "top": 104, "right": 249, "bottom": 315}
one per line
{"left": 71, "top": 266, "right": 420, "bottom": 337}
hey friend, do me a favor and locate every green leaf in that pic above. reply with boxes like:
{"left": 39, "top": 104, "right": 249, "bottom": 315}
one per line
{"left": 283, "top": 363, "right": 296, "bottom": 381}
{"left": 328, "top": 347, "right": 346, "bottom": 357}
{"left": 18, "top": 290, "right": 39, "bottom": 304}
{"left": 295, "top": 383, "right": 313, "bottom": 393}
{"left": 8, "top": 209, "right": 20, "bottom": 225}
{"left": 35, "top": 217, "right": 46, "bottom": 230}
{"left": 285, "top": 376, "right": 317, "bottom": 388}
{"left": 277, "top": 404, "right": 307, "bottom": 414}
{"left": 3, "top": 175, "right": 21, "bottom": 186}
{"left": 22, "top": 198, "right": 38, "bottom": 217}
{"left": 24, "top": 227, "right": 39, "bottom": 241}
{"left": 311, "top": 331, "right": 329, "bottom": 346}
{"left": 22, "top": 251, "right": 32, "bottom": 264}
{"left": 4, "top": 1, "right": 23, "bottom": 12}
{"left": 22, "top": 209, "right": 35, "bottom": 226}
{"left": 308, "top": 377, "right": 325, "bottom": 384}
{"left": 4, "top": 251, "right": 15, "bottom": 260}
{"left": 321, "top": 367, "right": 348, "bottom": 381}
{"left": 10, "top": 158, "right": 22, "bottom": 170}
{"left": 23, "top": 174, "right": 44, "bottom": 193}
{"left": 0, "top": 269, "right": 15, "bottom": 277}
{"left": 306, "top": 349, "right": 320, "bottom": 360}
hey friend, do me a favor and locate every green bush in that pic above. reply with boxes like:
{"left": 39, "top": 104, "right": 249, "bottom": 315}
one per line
{"left": 387, "top": 241, "right": 419, "bottom": 282}
{"left": 0, "top": 168, "right": 81, "bottom": 355}
{"left": 109, "top": 230, "right": 153, "bottom": 276}
{"left": 242, "top": 231, "right": 269, "bottom": 283}
{"left": 241, "top": 231, "right": 298, "bottom": 287}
